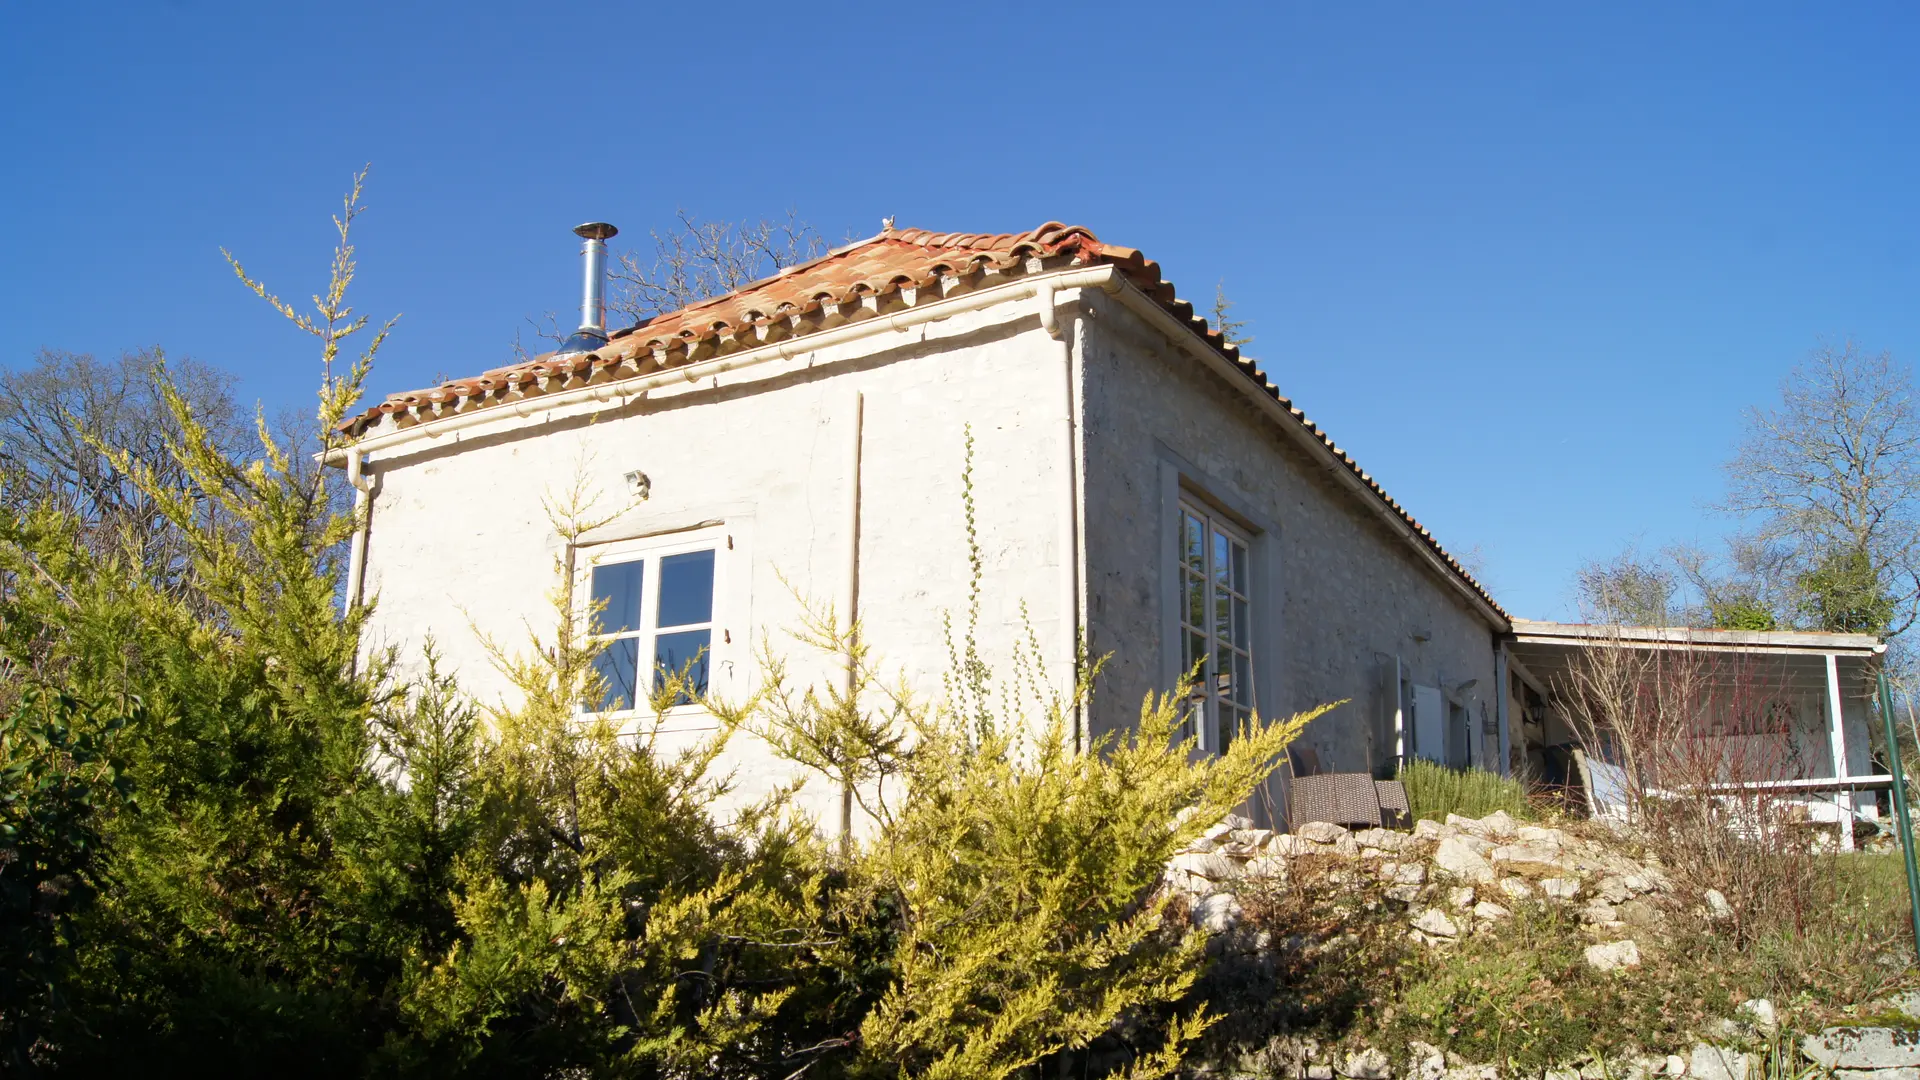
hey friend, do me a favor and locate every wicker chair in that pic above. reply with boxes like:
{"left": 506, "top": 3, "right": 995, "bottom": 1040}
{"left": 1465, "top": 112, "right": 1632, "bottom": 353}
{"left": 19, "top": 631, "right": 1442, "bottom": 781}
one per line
{"left": 1287, "top": 772, "right": 1386, "bottom": 830}
{"left": 1374, "top": 780, "right": 1412, "bottom": 830}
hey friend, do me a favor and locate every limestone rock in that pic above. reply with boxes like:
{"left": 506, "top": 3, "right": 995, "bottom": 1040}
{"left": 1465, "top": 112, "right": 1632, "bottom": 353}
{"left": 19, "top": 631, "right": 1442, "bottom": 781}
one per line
{"left": 1491, "top": 842, "right": 1568, "bottom": 878}
{"left": 1621, "top": 871, "right": 1663, "bottom": 894}
{"left": 1412, "top": 908, "right": 1460, "bottom": 938}
{"left": 1385, "top": 883, "right": 1425, "bottom": 904}
{"left": 1584, "top": 939, "right": 1642, "bottom": 972}
{"left": 1662, "top": 1054, "right": 1687, "bottom": 1076}
{"left": 1737, "top": 998, "right": 1776, "bottom": 1030}
{"left": 1448, "top": 886, "right": 1477, "bottom": 909}
{"left": 1414, "top": 818, "right": 1450, "bottom": 840}
{"left": 1540, "top": 877, "right": 1581, "bottom": 901}
{"left": 1308, "top": 1067, "right": 1334, "bottom": 1080}
{"left": 1689, "top": 1044, "right": 1753, "bottom": 1080}
{"left": 1297, "top": 821, "right": 1349, "bottom": 844}
{"left": 1804, "top": 1028, "right": 1920, "bottom": 1070}
{"left": 1193, "top": 892, "right": 1244, "bottom": 933}
{"left": 1243, "top": 855, "right": 1290, "bottom": 880}
{"left": 1380, "top": 861, "right": 1427, "bottom": 886}
{"left": 1597, "top": 876, "right": 1634, "bottom": 904}
{"left": 1579, "top": 901, "right": 1619, "bottom": 925}
{"left": 1340, "top": 1048, "right": 1393, "bottom": 1079}
{"left": 1704, "top": 889, "right": 1733, "bottom": 920}
{"left": 1472, "top": 901, "right": 1512, "bottom": 922}
{"left": 1885, "top": 991, "right": 1920, "bottom": 1022}
{"left": 1168, "top": 851, "right": 1237, "bottom": 881}
{"left": 1516, "top": 823, "right": 1568, "bottom": 846}
{"left": 1434, "top": 836, "right": 1496, "bottom": 883}
{"left": 1482, "top": 810, "right": 1522, "bottom": 836}
{"left": 1353, "top": 827, "right": 1416, "bottom": 853}
{"left": 1498, "top": 877, "right": 1535, "bottom": 901}
{"left": 1269, "top": 834, "right": 1321, "bottom": 857}
{"left": 1835, "top": 1069, "right": 1920, "bottom": 1080}
{"left": 1409, "top": 1041, "right": 1447, "bottom": 1080}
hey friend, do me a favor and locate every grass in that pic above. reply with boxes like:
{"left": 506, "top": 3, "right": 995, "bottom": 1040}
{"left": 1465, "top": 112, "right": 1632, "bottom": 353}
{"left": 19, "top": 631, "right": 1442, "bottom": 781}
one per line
{"left": 1398, "top": 760, "right": 1534, "bottom": 823}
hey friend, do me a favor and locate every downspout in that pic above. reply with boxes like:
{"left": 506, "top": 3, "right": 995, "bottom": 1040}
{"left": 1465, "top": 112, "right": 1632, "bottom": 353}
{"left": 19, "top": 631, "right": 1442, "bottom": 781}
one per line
{"left": 839, "top": 389, "right": 864, "bottom": 851}
{"left": 1037, "top": 282, "right": 1083, "bottom": 748}
{"left": 1494, "top": 644, "right": 1512, "bottom": 778}
{"left": 345, "top": 448, "right": 372, "bottom": 613}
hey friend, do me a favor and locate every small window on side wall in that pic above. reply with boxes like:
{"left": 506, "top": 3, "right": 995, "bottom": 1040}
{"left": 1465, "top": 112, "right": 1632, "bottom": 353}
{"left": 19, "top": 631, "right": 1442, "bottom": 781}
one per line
{"left": 1177, "top": 500, "right": 1253, "bottom": 753}
{"left": 581, "top": 532, "right": 720, "bottom": 714}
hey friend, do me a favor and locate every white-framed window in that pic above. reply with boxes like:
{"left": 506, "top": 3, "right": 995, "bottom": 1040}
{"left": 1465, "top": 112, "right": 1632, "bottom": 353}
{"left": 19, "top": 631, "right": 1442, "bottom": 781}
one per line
{"left": 1178, "top": 500, "right": 1254, "bottom": 752}
{"left": 579, "top": 527, "right": 724, "bottom": 715}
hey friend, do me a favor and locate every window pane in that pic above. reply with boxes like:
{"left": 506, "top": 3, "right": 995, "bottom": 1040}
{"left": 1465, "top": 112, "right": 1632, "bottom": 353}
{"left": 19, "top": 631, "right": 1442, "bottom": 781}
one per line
{"left": 1215, "top": 642, "right": 1234, "bottom": 700}
{"left": 1233, "top": 652, "right": 1251, "bottom": 707}
{"left": 1213, "top": 582, "right": 1232, "bottom": 642}
{"left": 591, "top": 637, "right": 639, "bottom": 712}
{"left": 1185, "top": 630, "right": 1208, "bottom": 682}
{"left": 1216, "top": 705, "right": 1235, "bottom": 753}
{"left": 1230, "top": 538, "right": 1247, "bottom": 594}
{"left": 1232, "top": 596, "right": 1249, "bottom": 648}
{"left": 590, "top": 560, "right": 644, "bottom": 635}
{"left": 1185, "top": 570, "right": 1206, "bottom": 629}
{"left": 1184, "top": 512, "right": 1205, "bottom": 573}
{"left": 654, "top": 628, "right": 711, "bottom": 703}
{"left": 1212, "top": 528, "right": 1230, "bottom": 586}
{"left": 657, "top": 549, "right": 715, "bottom": 628}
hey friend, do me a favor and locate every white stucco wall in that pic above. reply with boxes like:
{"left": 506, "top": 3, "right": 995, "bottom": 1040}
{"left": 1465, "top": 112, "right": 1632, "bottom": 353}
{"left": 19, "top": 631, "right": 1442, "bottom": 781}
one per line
{"left": 356, "top": 278, "right": 1506, "bottom": 834}
{"left": 1073, "top": 289, "right": 1502, "bottom": 804}
{"left": 358, "top": 301, "right": 1076, "bottom": 828}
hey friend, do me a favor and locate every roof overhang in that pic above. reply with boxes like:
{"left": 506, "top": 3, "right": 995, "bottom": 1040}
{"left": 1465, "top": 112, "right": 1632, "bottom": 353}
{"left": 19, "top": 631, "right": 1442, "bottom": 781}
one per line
{"left": 1506, "top": 619, "right": 1885, "bottom": 697}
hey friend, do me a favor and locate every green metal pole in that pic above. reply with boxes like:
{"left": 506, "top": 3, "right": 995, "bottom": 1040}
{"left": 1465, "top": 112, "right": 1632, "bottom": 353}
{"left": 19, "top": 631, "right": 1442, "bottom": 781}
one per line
{"left": 1875, "top": 670, "right": 1920, "bottom": 965}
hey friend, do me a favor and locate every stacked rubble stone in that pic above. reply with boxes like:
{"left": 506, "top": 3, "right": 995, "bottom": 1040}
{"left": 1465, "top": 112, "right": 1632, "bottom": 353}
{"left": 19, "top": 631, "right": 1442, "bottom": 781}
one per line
{"left": 1168, "top": 812, "right": 1919, "bottom": 1080}
{"left": 1166, "top": 810, "right": 1673, "bottom": 955}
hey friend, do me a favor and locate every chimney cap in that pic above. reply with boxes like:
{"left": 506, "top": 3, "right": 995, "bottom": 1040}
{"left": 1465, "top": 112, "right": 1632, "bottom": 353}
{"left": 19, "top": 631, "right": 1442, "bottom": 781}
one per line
{"left": 574, "top": 221, "right": 619, "bottom": 241}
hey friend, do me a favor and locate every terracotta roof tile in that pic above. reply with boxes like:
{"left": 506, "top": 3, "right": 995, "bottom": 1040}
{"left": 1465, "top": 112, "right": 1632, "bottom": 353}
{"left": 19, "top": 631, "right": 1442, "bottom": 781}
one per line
{"left": 344, "top": 222, "right": 1505, "bottom": 621}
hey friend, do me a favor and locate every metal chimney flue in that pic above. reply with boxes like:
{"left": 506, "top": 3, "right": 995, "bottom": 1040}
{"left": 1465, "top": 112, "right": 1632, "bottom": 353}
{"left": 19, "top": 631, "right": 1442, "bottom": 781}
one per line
{"left": 555, "top": 221, "right": 619, "bottom": 357}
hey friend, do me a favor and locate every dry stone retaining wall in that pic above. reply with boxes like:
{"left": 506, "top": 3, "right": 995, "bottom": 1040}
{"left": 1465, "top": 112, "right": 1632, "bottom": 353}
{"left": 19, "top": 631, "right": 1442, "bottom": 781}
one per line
{"left": 1171, "top": 812, "right": 1917, "bottom": 1080}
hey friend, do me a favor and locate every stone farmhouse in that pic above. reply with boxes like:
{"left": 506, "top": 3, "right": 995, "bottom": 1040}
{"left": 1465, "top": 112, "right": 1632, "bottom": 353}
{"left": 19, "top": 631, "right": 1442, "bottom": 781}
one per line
{"left": 330, "top": 220, "right": 1888, "bottom": 842}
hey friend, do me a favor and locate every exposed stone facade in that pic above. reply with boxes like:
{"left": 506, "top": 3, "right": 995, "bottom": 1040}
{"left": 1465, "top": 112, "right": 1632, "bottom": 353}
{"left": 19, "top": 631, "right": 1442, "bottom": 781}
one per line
{"left": 1078, "top": 288, "right": 1501, "bottom": 793}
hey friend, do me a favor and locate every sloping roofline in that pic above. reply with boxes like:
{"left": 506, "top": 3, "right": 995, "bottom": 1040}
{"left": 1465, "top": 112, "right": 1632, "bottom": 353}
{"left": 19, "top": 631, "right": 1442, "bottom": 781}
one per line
{"left": 340, "top": 222, "right": 1508, "bottom": 625}
{"left": 1510, "top": 619, "right": 1885, "bottom": 656}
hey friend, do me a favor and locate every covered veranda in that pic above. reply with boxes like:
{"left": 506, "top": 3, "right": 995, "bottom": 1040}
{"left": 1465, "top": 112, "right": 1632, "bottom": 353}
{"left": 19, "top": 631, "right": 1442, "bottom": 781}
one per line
{"left": 1500, "top": 621, "right": 1891, "bottom": 849}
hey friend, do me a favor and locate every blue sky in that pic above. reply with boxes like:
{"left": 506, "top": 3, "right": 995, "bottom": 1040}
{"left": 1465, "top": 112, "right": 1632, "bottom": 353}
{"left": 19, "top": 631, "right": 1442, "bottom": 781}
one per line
{"left": 4, "top": 2, "right": 1916, "bottom": 621}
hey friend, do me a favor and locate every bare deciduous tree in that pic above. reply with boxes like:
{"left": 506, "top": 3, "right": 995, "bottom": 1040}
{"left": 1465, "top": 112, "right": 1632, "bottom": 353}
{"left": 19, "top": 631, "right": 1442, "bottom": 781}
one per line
{"left": 607, "top": 208, "right": 825, "bottom": 325}
{"left": 1725, "top": 341, "right": 1920, "bottom": 636}
{"left": 0, "top": 347, "right": 250, "bottom": 575}
{"left": 1556, "top": 630, "right": 1842, "bottom": 947}
{"left": 1574, "top": 545, "right": 1679, "bottom": 626}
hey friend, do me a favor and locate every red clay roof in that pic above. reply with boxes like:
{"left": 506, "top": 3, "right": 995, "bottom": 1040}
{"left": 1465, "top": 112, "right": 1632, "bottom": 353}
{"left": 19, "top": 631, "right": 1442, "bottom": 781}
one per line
{"left": 344, "top": 222, "right": 1506, "bottom": 621}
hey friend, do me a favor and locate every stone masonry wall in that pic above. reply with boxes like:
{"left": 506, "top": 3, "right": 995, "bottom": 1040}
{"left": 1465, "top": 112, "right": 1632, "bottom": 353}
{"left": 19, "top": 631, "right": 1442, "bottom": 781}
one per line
{"left": 1076, "top": 290, "right": 1501, "bottom": 781}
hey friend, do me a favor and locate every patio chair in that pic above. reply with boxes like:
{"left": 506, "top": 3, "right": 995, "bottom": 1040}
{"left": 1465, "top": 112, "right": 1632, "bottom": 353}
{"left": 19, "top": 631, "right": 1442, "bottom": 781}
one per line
{"left": 1288, "top": 772, "right": 1386, "bottom": 830}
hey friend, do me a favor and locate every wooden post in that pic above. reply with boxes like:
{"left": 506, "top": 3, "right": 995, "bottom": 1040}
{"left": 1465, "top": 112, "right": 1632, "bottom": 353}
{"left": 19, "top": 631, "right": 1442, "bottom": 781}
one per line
{"left": 1826, "top": 653, "right": 1855, "bottom": 851}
